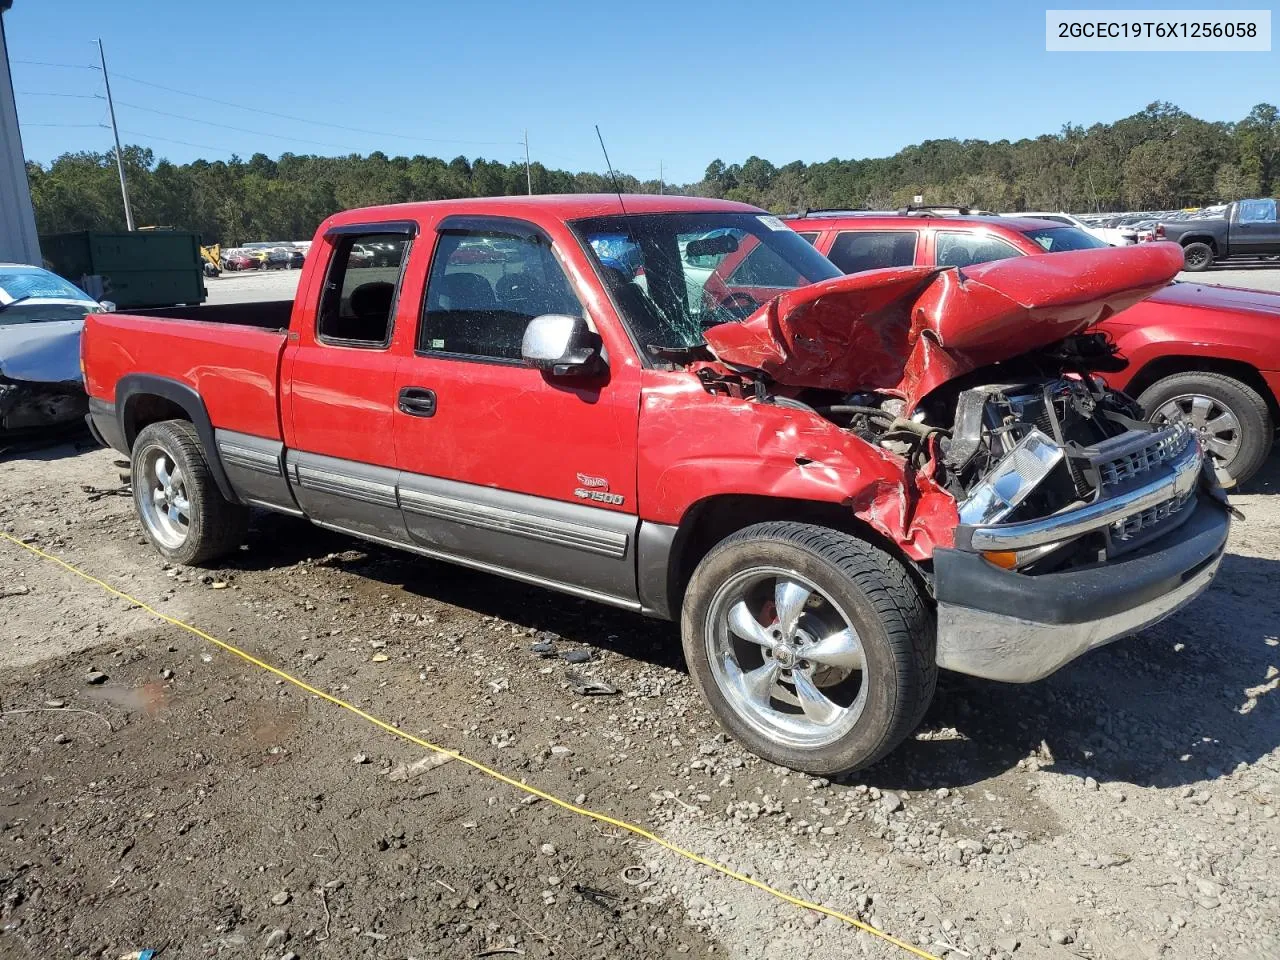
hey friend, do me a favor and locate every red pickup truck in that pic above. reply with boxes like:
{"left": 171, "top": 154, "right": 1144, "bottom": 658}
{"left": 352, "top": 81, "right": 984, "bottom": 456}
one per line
{"left": 82, "top": 195, "right": 1232, "bottom": 775}
{"left": 783, "top": 209, "right": 1280, "bottom": 487}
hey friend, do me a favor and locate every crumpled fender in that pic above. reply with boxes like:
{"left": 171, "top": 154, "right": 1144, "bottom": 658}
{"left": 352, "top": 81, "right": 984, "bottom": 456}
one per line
{"left": 637, "top": 371, "right": 958, "bottom": 560}
{"left": 0, "top": 318, "right": 85, "bottom": 385}
{"left": 704, "top": 243, "right": 1184, "bottom": 409}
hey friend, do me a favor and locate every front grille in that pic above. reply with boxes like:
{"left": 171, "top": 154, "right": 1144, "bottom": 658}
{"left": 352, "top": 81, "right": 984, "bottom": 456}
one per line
{"left": 1099, "top": 423, "right": 1191, "bottom": 488}
{"left": 1111, "top": 489, "right": 1196, "bottom": 542}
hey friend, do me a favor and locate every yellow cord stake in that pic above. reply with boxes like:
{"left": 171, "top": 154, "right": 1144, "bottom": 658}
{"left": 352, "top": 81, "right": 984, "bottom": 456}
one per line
{"left": 0, "top": 531, "right": 941, "bottom": 960}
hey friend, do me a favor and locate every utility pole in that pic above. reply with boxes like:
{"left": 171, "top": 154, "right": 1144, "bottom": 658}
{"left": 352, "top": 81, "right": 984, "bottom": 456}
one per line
{"left": 0, "top": 0, "right": 42, "bottom": 265}
{"left": 523, "top": 129, "right": 532, "bottom": 195}
{"left": 97, "top": 38, "right": 134, "bottom": 231}
{"left": 658, "top": 160, "right": 664, "bottom": 195}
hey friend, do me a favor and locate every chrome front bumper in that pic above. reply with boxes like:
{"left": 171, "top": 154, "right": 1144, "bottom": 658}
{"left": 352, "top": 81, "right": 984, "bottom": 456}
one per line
{"left": 935, "top": 525, "right": 1224, "bottom": 682}
{"left": 935, "top": 425, "right": 1230, "bottom": 683}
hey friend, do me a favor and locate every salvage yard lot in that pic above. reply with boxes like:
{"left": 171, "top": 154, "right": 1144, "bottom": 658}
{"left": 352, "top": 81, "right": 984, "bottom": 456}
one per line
{"left": 2, "top": 443, "right": 1278, "bottom": 959}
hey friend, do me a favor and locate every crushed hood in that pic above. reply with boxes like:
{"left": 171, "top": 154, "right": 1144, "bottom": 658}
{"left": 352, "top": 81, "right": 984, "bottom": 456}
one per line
{"left": 0, "top": 319, "right": 85, "bottom": 384}
{"left": 703, "top": 242, "right": 1184, "bottom": 408}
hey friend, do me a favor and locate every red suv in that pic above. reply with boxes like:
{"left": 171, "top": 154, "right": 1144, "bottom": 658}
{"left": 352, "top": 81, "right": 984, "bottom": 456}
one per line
{"left": 786, "top": 209, "right": 1280, "bottom": 487}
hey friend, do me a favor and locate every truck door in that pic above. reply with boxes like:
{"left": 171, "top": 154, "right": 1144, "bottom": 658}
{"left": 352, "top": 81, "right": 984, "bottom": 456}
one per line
{"left": 281, "top": 222, "right": 419, "bottom": 543}
{"left": 1231, "top": 199, "right": 1280, "bottom": 257}
{"left": 392, "top": 216, "right": 642, "bottom": 606}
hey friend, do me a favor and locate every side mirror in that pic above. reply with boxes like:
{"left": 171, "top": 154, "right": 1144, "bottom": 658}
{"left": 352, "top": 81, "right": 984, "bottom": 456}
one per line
{"left": 99, "top": 300, "right": 117, "bottom": 313}
{"left": 521, "top": 314, "right": 604, "bottom": 377}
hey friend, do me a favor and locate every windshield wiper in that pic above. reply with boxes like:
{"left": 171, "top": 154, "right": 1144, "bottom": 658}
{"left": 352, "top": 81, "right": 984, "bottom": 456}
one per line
{"left": 646, "top": 343, "right": 710, "bottom": 363}
{"left": 0, "top": 295, "right": 32, "bottom": 314}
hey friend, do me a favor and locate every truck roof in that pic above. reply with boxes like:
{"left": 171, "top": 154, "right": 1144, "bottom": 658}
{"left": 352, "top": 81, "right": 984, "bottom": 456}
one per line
{"left": 324, "top": 194, "right": 763, "bottom": 230}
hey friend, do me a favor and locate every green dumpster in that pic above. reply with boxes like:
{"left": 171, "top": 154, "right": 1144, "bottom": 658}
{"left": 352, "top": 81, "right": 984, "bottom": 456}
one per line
{"left": 39, "top": 230, "right": 207, "bottom": 309}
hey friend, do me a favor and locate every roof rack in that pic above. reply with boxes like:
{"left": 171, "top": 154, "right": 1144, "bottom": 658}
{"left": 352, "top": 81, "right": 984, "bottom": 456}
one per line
{"left": 781, "top": 207, "right": 893, "bottom": 220}
{"left": 897, "top": 204, "right": 968, "bottom": 216}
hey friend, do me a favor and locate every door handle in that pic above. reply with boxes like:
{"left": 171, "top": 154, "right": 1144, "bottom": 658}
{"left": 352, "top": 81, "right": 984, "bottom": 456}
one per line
{"left": 398, "top": 386, "right": 437, "bottom": 418}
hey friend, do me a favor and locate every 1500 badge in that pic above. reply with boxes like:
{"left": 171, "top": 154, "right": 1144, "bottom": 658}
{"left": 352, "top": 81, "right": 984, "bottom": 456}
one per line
{"left": 574, "top": 473, "right": 625, "bottom": 506}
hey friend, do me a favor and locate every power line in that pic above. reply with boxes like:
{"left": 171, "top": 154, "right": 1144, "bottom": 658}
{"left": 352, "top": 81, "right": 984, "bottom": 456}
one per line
{"left": 12, "top": 58, "right": 97, "bottom": 70}
{"left": 16, "top": 90, "right": 102, "bottom": 99}
{"left": 116, "top": 128, "right": 234, "bottom": 155}
{"left": 21, "top": 122, "right": 104, "bottom": 128}
{"left": 114, "top": 99, "right": 368, "bottom": 151}
{"left": 109, "top": 70, "right": 522, "bottom": 147}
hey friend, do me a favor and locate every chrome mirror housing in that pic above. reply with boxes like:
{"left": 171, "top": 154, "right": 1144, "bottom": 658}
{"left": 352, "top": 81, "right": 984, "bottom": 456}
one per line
{"left": 521, "top": 314, "right": 604, "bottom": 377}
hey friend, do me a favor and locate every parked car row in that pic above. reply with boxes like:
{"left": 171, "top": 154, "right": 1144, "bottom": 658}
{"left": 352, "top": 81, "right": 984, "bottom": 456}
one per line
{"left": 220, "top": 242, "right": 308, "bottom": 272}
{"left": 1001, "top": 212, "right": 1137, "bottom": 247}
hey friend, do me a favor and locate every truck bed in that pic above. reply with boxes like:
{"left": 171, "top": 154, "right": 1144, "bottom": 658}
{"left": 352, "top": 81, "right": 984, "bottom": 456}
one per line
{"left": 128, "top": 300, "right": 294, "bottom": 329}
{"left": 82, "top": 305, "right": 290, "bottom": 441}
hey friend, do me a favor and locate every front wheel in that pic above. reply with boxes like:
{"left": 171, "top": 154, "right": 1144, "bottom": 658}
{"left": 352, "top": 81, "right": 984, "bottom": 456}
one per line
{"left": 131, "top": 419, "right": 249, "bottom": 565}
{"left": 1138, "top": 372, "right": 1274, "bottom": 488}
{"left": 1181, "top": 241, "right": 1214, "bottom": 271}
{"left": 681, "top": 522, "right": 935, "bottom": 776}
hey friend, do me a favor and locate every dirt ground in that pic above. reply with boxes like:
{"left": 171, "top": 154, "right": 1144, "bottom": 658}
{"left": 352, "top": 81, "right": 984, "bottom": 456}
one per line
{"left": 1, "top": 443, "right": 1278, "bottom": 960}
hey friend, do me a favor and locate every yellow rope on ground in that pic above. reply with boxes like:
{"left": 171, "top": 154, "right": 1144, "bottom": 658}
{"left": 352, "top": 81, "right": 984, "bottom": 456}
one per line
{"left": 0, "top": 530, "right": 941, "bottom": 960}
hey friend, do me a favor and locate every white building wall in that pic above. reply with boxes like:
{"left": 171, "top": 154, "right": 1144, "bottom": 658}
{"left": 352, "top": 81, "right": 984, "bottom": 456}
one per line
{"left": 0, "top": 8, "right": 41, "bottom": 266}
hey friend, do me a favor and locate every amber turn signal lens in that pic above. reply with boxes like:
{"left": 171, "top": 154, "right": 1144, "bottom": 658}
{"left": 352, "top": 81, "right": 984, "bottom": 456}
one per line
{"left": 981, "top": 550, "right": 1019, "bottom": 570}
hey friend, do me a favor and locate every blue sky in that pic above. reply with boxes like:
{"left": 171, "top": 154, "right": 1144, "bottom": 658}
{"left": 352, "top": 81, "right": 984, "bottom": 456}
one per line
{"left": 7, "top": 0, "right": 1278, "bottom": 184}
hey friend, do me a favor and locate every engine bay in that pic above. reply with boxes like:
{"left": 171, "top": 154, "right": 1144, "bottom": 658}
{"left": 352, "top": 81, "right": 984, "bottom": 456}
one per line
{"left": 694, "top": 332, "right": 1200, "bottom": 574}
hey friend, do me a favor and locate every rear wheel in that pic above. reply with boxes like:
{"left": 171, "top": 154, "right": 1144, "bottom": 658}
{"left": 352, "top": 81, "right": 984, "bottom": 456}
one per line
{"left": 1181, "top": 242, "right": 1214, "bottom": 271}
{"left": 131, "top": 419, "right": 248, "bottom": 565}
{"left": 681, "top": 522, "right": 935, "bottom": 776}
{"left": 1138, "top": 372, "right": 1273, "bottom": 488}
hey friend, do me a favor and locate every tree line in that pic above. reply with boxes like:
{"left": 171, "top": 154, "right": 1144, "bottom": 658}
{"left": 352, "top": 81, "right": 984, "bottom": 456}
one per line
{"left": 25, "top": 101, "right": 1279, "bottom": 246}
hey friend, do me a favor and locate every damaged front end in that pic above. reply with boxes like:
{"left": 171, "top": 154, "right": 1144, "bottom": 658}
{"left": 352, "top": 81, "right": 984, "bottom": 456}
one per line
{"left": 0, "top": 376, "right": 89, "bottom": 435}
{"left": 697, "top": 243, "right": 1231, "bottom": 681}
{"left": 0, "top": 319, "right": 90, "bottom": 438}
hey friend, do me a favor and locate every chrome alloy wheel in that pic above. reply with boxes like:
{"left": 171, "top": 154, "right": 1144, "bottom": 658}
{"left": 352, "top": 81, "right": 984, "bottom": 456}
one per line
{"left": 137, "top": 444, "right": 191, "bottom": 549}
{"left": 1152, "top": 394, "right": 1240, "bottom": 485}
{"left": 704, "top": 567, "right": 869, "bottom": 749}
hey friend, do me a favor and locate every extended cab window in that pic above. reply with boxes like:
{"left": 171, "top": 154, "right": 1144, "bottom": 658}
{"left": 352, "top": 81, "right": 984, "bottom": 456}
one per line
{"left": 317, "top": 232, "right": 410, "bottom": 346}
{"left": 1238, "top": 199, "right": 1277, "bottom": 223}
{"left": 420, "top": 229, "right": 584, "bottom": 361}
{"left": 827, "top": 231, "right": 917, "bottom": 273}
{"left": 935, "top": 232, "right": 1021, "bottom": 269}
{"left": 728, "top": 243, "right": 807, "bottom": 287}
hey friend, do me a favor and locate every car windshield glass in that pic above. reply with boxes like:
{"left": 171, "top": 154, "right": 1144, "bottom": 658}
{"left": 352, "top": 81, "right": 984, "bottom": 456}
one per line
{"left": 1021, "top": 226, "right": 1109, "bottom": 253}
{"left": 0, "top": 269, "right": 97, "bottom": 306}
{"left": 571, "top": 212, "right": 841, "bottom": 351}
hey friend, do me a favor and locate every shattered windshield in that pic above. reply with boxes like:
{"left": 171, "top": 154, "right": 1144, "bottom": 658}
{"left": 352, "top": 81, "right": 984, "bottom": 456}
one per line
{"left": 571, "top": 212, "right": 841, "bottom": 352}
{"left": 0, "top": 268, "right": 99, "bottom": 325}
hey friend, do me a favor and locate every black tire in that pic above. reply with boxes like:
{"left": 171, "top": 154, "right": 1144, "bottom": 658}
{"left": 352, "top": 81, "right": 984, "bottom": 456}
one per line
{"left": 681, "top": 521, "right": 935, "bottom": 776}
{"left": 1181, "top": 241, "right": 1214, "bottom": 271}
{"left": 130, "top": 419, "right": 248, "bottom": 565}
{"left": 1137, "top": 371, "right": 1274, "bottom": 489}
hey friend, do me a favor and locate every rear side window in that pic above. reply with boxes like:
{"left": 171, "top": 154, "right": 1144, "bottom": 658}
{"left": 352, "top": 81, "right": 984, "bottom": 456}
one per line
{"left": 420, "top": 229, "right": 584, "bottom": 361}
{"left": 728, "top": 243, "right": 807, "bottom": 287}
{"left": 1237, "top": 198, "right": 1277, "bottom": 223}
{"left": 316, "top": 232, "right": 410, "bottom": 346}
{"left": 795, "top": 231, "right": 819, "bottom": 245}
{"left": 935, "top": 232, "right": 1021, "bottom": 269}
{"left": 1021, "top": 226, "right": 1108, "bottom": 253}
{"left": 827, "top": 231, "right": 917, "bottom": 274}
